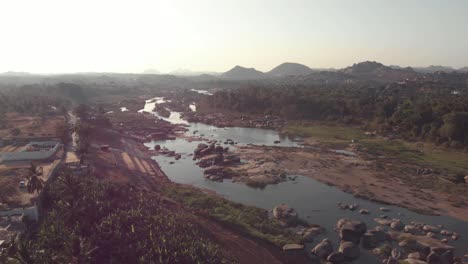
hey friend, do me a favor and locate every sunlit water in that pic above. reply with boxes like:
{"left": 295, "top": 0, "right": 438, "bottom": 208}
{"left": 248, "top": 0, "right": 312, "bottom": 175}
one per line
{"left": 138, "top": 98, "right": 467, "bottom": 261}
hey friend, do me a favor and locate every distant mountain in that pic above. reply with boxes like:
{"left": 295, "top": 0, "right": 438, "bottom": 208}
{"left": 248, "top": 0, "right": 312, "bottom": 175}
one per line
{"left": 267, "top": 62, "right": 315, "bottom": 77}
{"left": 221, "top": 65, "right": 266, "bottom": 80}
{"left": 457, "top": 67, "right": 468, "bottom": 72}
{"left": 341, "top": 61, "right": 418, "bottom": 82}
{"left": 413, "top": 65, "right": 455, "bottom": 73}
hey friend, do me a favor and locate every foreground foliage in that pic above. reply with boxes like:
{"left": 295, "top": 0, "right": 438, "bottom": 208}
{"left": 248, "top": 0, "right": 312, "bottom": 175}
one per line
{"left": 0, "top": 170, "right": 230, "bottom": 264}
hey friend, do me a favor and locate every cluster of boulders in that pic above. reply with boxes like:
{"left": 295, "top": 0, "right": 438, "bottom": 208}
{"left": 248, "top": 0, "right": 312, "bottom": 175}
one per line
{"left": 336, "top": 202, "right": 371, "bottom": 214}
{"left": 154, "top": 145, "right": 180, "bottom": 159}
{"left": 371, "top": 217, "right": 460, "bottom": 242}
{"left": 193, "top": 142, "right": 241, "bottom": 182}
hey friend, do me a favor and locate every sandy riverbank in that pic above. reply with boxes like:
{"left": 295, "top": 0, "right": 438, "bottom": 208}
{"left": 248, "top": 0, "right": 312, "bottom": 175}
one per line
{"left": 224, "top": 144, "right": 468, "bottom": 222}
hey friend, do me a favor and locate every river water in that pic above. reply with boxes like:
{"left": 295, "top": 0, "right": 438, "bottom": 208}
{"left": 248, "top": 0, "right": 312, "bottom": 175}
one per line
{"left": 138, "top": 97, "right": 467, "bottom": 261}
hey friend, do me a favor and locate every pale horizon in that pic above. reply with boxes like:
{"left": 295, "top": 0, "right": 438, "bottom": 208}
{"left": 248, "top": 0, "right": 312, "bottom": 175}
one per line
{"left": 1, "top": 0, "right": 467, "bottom": 74}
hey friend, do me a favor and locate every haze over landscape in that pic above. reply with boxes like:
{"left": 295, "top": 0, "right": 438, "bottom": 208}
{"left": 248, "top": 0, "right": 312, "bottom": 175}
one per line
{"left": 1, "top": 0, "right": 468, "bottom": 74}
{"left": 1, "top": 1, "right": 468, "bottom": 264}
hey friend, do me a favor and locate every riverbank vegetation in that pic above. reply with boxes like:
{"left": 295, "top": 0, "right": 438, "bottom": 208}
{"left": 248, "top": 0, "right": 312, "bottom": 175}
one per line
{"left": 163, "top": 185, "right": 301, "bottom": 247}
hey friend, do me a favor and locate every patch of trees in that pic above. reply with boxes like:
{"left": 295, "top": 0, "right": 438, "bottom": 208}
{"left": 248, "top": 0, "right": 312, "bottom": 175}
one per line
{"left": 0, "top": 170, "right": 230, "bottom": 263}
{"left": 0, "top": 90, "right": 68, "bottom": 116}
{"left": 199, "top": 83, "right": 468, "bottom": 146}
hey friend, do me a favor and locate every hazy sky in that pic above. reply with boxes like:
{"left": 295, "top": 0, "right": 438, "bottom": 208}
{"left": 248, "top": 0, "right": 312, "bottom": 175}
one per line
{"left": 1, "top": 0, "right": 467, "bottom": 73}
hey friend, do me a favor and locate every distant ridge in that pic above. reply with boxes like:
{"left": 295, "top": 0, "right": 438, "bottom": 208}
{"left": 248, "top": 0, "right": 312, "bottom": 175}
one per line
{"left": 413, "top": 65, "right": 455, "bottom": 73}
{"left": 221, "top": 65, "right": 266, "bottom": 80}
{"left": 341, "top": 61, "right": 419, "bottom": 82}
{"left": 267, "top": 62, "right": 315, "bottom": 77}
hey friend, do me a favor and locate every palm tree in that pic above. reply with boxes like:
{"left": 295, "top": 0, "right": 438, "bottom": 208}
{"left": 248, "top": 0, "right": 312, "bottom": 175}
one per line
{"left": 26, "top": 162, "right": 45, "bottom": 194}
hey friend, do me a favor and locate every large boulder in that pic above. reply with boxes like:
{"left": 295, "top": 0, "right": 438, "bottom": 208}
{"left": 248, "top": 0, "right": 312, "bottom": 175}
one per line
{"left": 272, "top": 204, "right": 298, "bottom": 226}
{"left": 311, "top": 239, "right": 333, "bottom": 259}
{"left": 339, "top": 241, "right": 360, "bottom": 260}
{"left": 336, "top": 219, "right": 367, "bottom": 243}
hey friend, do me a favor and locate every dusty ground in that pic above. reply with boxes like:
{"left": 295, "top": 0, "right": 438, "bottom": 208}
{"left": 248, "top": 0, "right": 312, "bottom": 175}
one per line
{"left": 228, "top": 145, "right": 468, "bottom": 222}
{"left": 0, "top": 113, "right": 65, "bottom": 138}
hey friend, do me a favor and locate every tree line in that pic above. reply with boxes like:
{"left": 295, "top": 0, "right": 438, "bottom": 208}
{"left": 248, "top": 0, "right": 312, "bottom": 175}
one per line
{"left": 198, "top": 82, "right": 468, "bottom": 147}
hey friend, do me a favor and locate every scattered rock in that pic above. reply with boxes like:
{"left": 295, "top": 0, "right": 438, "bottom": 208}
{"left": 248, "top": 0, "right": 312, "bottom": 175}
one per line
{"left": 379, "top": 207, "right": 390, "bottom": 212}
{"left": 385, "top": 257, "right": 398, "bottom": 264}
{"left": 440, "top": 230, "right": 453, "bottom": 236}
{"left": 404, "top": 224, "right": 420, "bottom": 234}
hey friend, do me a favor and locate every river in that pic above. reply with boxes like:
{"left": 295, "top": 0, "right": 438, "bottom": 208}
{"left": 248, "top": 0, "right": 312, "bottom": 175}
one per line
{"left": 137, "top": 97, "right": 467, "bottom": 262}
